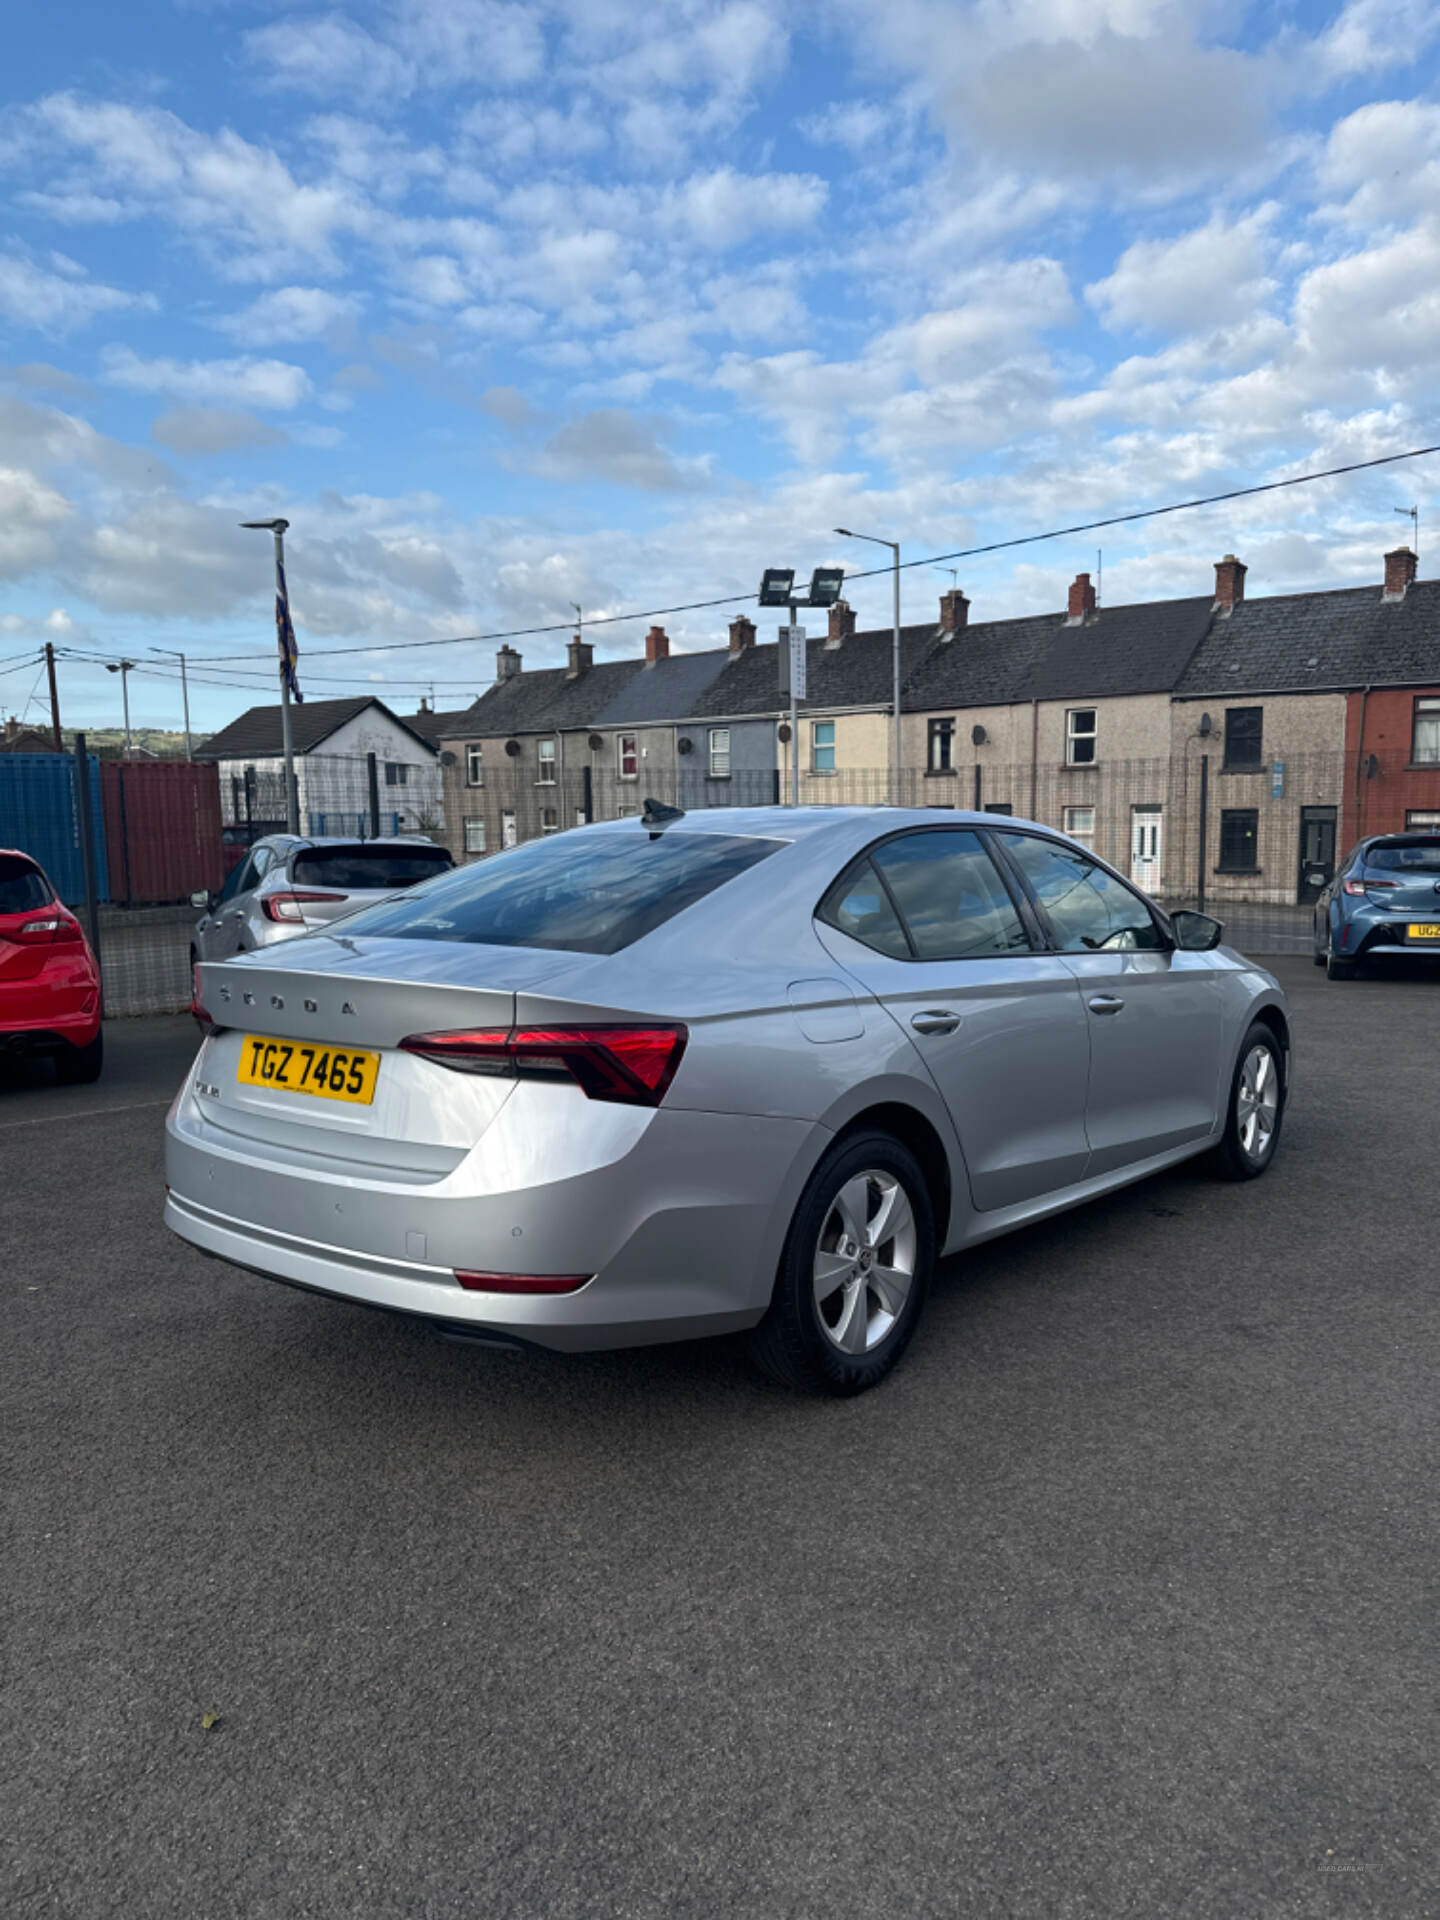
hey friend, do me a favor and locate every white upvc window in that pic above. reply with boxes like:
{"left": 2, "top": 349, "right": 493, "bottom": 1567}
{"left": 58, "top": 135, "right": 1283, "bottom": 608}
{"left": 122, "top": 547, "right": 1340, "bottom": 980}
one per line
{"left": 463, "top": 817, "right": 486, "bottom": 854}
{"left": 465, "top": 743, "right": 483, "bottom": 787}
{"left": 1065, "top": 708, "right": 1097, "bottom": 765}
{"left": 812, "top": 720, "right": 836, "bottom": 773}
{"left": 1412, "top": 698, "right": 1440, "bottom": 765}
{"left": 709, "top": 728, "right": 731, "bottom": 777}
{"left": 618, "top": 734, "right": 638, "bottom": 779}
{"left": 537, "top": 738, "right": 556, "bottom": 784}
{"left": 384, "top": 760, "right": 409, "bottom": 786}
{"left": 1063, "top": 805, "right": 1096, "bottom": 848}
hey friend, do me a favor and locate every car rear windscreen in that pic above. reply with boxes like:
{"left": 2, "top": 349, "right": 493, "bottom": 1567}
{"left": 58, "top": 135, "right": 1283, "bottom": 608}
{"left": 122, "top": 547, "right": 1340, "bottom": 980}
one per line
{"left": 0, "top": 854, "right": 51, "bottom": 914}
{"left": 1365, "top": 837, "right": 1440, "bottom": 871}
{"left": 291, "top": 846, "right": 453, "bottom": 890}
{"left": 335, "top": 827, "right": 786, "bottom": 954}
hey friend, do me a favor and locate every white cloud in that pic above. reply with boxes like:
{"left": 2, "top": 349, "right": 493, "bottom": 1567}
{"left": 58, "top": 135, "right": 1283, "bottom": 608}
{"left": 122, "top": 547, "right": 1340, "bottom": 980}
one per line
{"left": 1086, "top": 208, "right": 1278, "bottom": 335}
{"left": 245, "top": 2, "right": 545, "bottom": 103}
{"left": 150, "top": 407, "right": 289, "bottom": 456}
{"left": 1319, "top": 100, "right": 1440, "bottom": 226}
{"left": 0, "top": 249, "right": 153, "bottom": 333}
{"left": 100, "top": 348, "right": 313, "bottom": 410}
{"left": 243, "top": 15, "right": 416, "bottom": 108}
{"left": 667, "top": 167, "right": 827, "bottom": 249}
{"left": 527, "top": 408, "right": 712, "bottom": 492}
{"left": 1308, "top": 0, "right": 1440, "bottom": 80}
{"left": 213, "top": 286, "right": 360, "bottom": 345}
{"left": 0, "top": 465, "right": 72, "bottom": 577}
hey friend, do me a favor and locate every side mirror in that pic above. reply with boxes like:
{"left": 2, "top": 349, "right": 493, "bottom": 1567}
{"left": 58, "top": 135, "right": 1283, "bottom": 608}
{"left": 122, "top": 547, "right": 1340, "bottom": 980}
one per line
{"left": 1172, "top": 909, "right": 1223, "bottom": 951}
{"left": 190, "top": 890, "right": 211, "bottom": 911}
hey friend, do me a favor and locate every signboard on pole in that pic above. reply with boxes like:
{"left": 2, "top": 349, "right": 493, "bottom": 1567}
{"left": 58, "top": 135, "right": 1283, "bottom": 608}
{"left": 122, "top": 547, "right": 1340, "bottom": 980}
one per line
{"left": 780, "top": 625, "right": 807, "bottom": 701}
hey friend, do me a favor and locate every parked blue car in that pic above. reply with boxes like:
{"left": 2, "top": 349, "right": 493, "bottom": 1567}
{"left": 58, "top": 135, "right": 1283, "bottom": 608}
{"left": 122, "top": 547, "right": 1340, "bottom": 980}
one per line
{"left": 1314, "top": 833, "right": 1440, "bottom": 979}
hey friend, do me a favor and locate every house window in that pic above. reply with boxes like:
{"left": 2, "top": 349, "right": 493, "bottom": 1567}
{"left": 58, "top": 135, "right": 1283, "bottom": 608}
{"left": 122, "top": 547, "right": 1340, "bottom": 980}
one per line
{"left": 384, "top": 761, "right": 409, "bottom": 786}
{"left": 1218, "top": 808, "right": 1259, "bottom": 871}
{"left": 1065, "top": 709, "right": 1097, "bottom": 765}
{"left": 465, "top": 743, "right": 483, "bottom": 787}
{"left": 709, "top": 728, "right": 731, "bottom": 777}
{"left": 928, "top": 717, "right": 955, "bottom": 772}
{"left": 1405, "top": 810, "right": 1440, "bottom": 829}
{"left": 1412, "top": 698, "right": 1440, "bottom": 765}
{"left": 1224, "top": 706, "right": 1263, "bottom": 769}
{"left": 541, "top": 807, "right": 559, "bottom": 835}
{"left": 537, "top": 739, "right": 556, "bottom": 784}
{"left": 617, "top": 804, "right": 638, "bottom": 817}
{"left": 1063, "top": 805, "right": 1096, "bottom": 848}
{"left": 463, "top": 817, "right": 486, "bottom": 854}
{"left": 812, "top": 720, "right": 835, "bottom": 773}
{"left": 617, "top": 734, "right": 638, "bottom": 779}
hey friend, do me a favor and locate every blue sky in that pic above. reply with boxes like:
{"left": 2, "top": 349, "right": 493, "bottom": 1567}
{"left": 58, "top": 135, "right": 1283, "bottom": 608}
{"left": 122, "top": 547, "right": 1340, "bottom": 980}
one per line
{"left": 2, "top": 0, "right": 1439, "bottom": 734}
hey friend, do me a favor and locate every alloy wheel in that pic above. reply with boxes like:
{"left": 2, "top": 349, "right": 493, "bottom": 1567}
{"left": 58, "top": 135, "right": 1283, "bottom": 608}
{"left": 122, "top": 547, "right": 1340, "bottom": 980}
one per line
{"left": 812, "top": 1169, "right": 918, "bottom": 1354}
{"left": 1236, "top": 1044, "right": 1279, "bottom": 1161}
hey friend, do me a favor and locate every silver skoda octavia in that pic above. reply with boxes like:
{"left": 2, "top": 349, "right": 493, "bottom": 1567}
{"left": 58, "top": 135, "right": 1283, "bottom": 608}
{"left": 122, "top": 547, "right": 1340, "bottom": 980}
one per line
{"left": 166, "top": 806, "right": 1290, "bottom": 1395}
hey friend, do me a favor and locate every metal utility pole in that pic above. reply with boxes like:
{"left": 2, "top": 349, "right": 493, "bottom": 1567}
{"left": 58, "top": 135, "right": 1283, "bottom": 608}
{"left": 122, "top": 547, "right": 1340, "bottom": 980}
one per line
{"left": 241, "top": 517, "right": 300, "bottom": 833}
{"left": 150, "top": 647, "right": 192, "bottom": 758}
{"left": 104, "top": 660, "right": 136, "bottom": 757}
{"left": 836, "top": 529, "right": 902, "bottom": 804}
{"left": 44, "top": 641, "right": 61, "bottom": 750}
{"left": 759, "top": 566, "right": 842, "bottom": 810}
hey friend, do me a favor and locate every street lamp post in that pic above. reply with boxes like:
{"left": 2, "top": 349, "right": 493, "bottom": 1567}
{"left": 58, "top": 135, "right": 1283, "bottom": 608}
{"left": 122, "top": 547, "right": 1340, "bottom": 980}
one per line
{"left": 241, "top": 517, "right": 299, "bottom": 834}
{"left": 104, "top": 659, "right": 136, "bottom": 758}
{"left": 149, "top": 647, "right": 192, "bottom": 759}
{"left": 836, "top": 529, "right": 902, "bottom": 804}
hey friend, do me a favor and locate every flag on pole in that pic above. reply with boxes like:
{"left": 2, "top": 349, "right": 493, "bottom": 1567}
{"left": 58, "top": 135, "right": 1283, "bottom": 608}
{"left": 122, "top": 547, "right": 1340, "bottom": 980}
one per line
{"left": 275, "top": 551, "right": 303, "bottom": 703}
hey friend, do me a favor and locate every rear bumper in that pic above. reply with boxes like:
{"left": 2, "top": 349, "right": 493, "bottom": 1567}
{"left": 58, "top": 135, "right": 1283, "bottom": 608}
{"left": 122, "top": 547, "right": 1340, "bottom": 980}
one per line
{"left": 0, "top": 1005, "right": 102, "bottom": 1050}
{"left": 164, "top": 1101, "right": 820, "bottom": 1353}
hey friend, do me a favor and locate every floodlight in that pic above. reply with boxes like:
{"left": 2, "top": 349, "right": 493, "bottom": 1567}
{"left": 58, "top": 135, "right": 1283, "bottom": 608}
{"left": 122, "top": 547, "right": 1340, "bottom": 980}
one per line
{"left": 807, "top": 566, "right": 845, "bottom": 607}
{"left": 758, "top": 567, "right": 796, "bottom": 607}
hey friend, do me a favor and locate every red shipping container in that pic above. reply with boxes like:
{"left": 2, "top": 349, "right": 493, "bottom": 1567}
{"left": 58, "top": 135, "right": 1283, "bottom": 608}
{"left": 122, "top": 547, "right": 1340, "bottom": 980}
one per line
{"left": 101, "top": 761, "right": 224, "bottom": 906}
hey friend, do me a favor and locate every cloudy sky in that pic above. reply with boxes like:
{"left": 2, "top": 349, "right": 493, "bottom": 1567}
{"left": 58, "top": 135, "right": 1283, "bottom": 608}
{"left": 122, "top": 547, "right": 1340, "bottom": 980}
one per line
{"left": 2, "top": 0, "right": 1439, "bottom": 733}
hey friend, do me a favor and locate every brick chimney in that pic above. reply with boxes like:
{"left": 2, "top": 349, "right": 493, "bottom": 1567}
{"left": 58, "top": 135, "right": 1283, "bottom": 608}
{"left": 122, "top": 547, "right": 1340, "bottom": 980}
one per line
{"left": 1213, "top": 553, "right": 1247, "bottom": 614}
{"left": 4, "top": 716, "right": 16, "bottom": 741}
{"left": 644, "top": 624, "right": 669, "bottom": 664}
{"left": 1066, "top": 572, "right": 1097, "bottom": 624}
{"left": 939, "top": 588, "right": 969, "bottom": 637}
{"left": 1383, "top": 546, "right": 1418, "bottom": 602}
{"left": 728, "top": 615, "right": 756, "bottom": 655}
{"left": 496, "top": 644, "right": 522, "bottom": 681}
{"left": 826, "top": 599, "right": 856, "bottom": 648}
{"left": 567, "top": 634, "right": 594, "bottom": 676}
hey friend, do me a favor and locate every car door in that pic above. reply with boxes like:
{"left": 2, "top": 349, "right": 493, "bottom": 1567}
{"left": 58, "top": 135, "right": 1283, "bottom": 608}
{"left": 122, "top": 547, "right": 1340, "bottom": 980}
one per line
{"left": 213, "top": 848, "right": 270, "bottom": 958}
{"left": 815, "top": 827, "right": 1092, "bottom": 1212}
{"left": 991, "top": 830, "right": 1223, "bottom": 1175}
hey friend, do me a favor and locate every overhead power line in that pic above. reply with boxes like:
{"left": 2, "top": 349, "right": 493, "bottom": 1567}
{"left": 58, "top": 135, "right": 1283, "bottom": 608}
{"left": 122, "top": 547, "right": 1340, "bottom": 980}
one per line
{"left": 191, "top": 441, "right": 1440, "bottom": 665}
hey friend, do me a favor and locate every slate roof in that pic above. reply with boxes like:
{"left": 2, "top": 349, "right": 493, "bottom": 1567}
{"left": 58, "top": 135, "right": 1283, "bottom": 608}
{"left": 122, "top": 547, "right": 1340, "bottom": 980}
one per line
{"left": 194, "top": 696, "right": 439, "bottom": 761}
{"left": 404, "top": 703, "right": 486, "bottom": 747}
{"left": 455, "top": 657, "right": 644, "bottom": 738}
{"left": 1174, "top": 579, "right": 1440, "bottom": 697}
{"left": 589, "top": 647, "right": 733, "bottom": 726}
{"left": 690, "top": 623, "right": 946, "bottom": 719}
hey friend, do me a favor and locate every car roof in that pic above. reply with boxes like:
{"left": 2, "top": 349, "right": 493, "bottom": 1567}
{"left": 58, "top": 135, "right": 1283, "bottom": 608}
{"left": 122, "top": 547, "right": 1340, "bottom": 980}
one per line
{"left": 252, "top": 833, "right": 442, "bottom": 849}
{"left": 575, "top": 804, "right": 1069, "bottom": 841}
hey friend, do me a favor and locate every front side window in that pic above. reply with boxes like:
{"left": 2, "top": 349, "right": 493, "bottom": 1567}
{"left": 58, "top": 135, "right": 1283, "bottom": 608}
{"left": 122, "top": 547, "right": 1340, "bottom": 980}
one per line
{"left": 1224, "top": 706, "right": 1263, "bottom": 769}
{"left": 813, "top": 720, "right": 836, "bottom": 773}
{"left": 709, "top": 728, "right": 731, "bottom": 777}
{"left": 862, "top": 829, "right": 1031, "bottom": 961}
{"left": 537, "top": 739, "right": 556, "bottom": 784}
{"left": 464, "top": 817, "right": 486, "bottom": 854}
{"left": 338, "top": 828, "right": 787, "bottom": 955}
{"left": 1218, "top": 809, "right": 1259, "bottom": 871}
{"left": 1412, "top": 698, "right": 1440, "bottom": 765}
{"left": 1063, "top": 805, "right": 1096, "bottom": 848}
{"left": 465, "top": 743, "right": 483, "bottom": 787}
{"left": 617, "top": 734, "right": 638, "bottom": 779}
{"left": 928, "top": 717, "right": 955, "bottom": 772}
{"left": 1066, "top": 709, "right": 1097, "bottom": 765}
{"left": 998, "top": 832, "right": 1164, "bottom": 951}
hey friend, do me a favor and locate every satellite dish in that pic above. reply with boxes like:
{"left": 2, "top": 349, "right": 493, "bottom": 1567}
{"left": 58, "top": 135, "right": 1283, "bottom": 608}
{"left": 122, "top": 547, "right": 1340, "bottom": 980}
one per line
{"left": 1198, "top": 713, "right": 1214, "bottom": 737}
{"left": 676, "top": 736, "right": 694, "bottom": 754}
{"left": 971, "top": 724, "right": 988, "bottom": 746}
{"left": 440, "top": 750, "right": 457, "bottom": 766}
{"left": 587, "top": 733, "right": 603, "bottom": 752}
{"left": 504, "top": 739, "right": 521, "bottom": 757}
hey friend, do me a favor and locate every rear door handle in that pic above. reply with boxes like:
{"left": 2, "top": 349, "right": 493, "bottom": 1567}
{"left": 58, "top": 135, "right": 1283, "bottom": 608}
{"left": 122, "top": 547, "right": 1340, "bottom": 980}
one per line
{"left": 911, "top": 1010, "right": 960, "bottom": 1035}
{"left": 1088, "top": 995, "right": 1125, "bottom": 1015}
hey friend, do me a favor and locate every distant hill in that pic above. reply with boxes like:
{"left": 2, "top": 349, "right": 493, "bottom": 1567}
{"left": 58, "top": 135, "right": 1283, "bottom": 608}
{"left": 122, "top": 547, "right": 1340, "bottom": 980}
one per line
{"left": 60, "top": 728, "right": 211, "bottom": 760}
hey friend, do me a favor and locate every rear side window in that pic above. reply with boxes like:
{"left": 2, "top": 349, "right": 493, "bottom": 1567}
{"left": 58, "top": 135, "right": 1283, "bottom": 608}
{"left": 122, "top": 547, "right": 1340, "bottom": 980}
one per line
{"left": 817, "top": 859, "right": 910, "bottom": 959}
{"left": 335, "top": 828, "right": 785, "bottom": 954}
{"left": 0, "top": 854, "right": 50, "bottom": 914}
{"left": 292, "top": 846, "right": 454, "bottom": 889}
{"left": 871, "top": 830, "right": 1031, "bottom": 960}
{"left": 1365, "top": 837, "right": 1440, "bottom": 872}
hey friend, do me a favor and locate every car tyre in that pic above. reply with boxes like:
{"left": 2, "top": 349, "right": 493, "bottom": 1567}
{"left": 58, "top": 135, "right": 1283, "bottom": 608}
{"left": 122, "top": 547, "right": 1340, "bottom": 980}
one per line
{"left": 1326, "top": 952, "right": 1356, "bottom": 981}
{"left": 747, "top": 1130, "right": 935, "bottom": 1396}
{"left": 54, "top": 1029, "right": 103, "bottom": 1085}
{"left": 1209, "top": 1022, "right": 1283, "bottom": 1182}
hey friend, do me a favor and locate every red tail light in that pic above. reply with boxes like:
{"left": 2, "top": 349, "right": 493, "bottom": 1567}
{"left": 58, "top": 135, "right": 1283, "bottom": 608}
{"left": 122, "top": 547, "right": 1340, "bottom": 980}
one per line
{"left": 191, "top": 962, "right": 217, "bottom": 1036}
{"left": 1344, "top": 878, "right": 1396, "bottom": 896}
{"left": 262, "top": 890, "right": 347, "bottom": 923}
{"left": 454, "top": 1270, "right": 592, "bottom": 1294}
{"left": 11, "top": 914, "right": 82, "bottom": 945}
{"left": 398, "top": 1023, "right": 688, "bottom": 1106}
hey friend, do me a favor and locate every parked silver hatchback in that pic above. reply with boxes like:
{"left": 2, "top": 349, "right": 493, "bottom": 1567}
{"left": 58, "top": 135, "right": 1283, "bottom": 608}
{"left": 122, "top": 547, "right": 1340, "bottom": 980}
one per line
{"left": 190, "top": 834, "right": 454, "bottom": 964}
{"left": 167, "top": 806, "right": 1291, "bottom": 1395}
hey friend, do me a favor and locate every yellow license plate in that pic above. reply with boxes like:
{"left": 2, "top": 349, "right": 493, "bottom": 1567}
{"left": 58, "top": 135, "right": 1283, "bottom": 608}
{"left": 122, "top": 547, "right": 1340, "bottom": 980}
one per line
{"left": 237, "top": 1035, "right": 381, "bottom": 1104}
{"left": 1406, "top": 923, "right": 1440, "bottom": 940}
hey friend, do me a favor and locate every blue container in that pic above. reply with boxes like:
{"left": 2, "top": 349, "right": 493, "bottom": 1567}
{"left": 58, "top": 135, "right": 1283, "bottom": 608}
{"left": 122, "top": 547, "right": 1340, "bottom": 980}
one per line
{"left": 0, "top": 753, "right": 109, "bottom": 904}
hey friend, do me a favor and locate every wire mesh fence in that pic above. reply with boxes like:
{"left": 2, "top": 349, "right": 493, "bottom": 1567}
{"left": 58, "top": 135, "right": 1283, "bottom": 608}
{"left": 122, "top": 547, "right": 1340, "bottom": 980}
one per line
{"left": 18, "top": 740, "right": 1433, "bottom": 1016}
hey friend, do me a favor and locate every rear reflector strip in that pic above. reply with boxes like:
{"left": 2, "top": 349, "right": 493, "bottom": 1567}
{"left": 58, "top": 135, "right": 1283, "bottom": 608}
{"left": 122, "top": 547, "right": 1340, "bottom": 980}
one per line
{"left": 455, "top": 1271, "right": 592, "bottom": 1295}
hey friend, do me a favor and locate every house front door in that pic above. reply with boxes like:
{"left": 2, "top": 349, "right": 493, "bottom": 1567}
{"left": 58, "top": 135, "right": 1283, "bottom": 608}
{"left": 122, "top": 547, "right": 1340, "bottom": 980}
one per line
{"left": 1297, "top": 806, "right": 1336, "bottom": 904}
{"left": 1130, "top": 805, "right": 1163, "bottom": 892}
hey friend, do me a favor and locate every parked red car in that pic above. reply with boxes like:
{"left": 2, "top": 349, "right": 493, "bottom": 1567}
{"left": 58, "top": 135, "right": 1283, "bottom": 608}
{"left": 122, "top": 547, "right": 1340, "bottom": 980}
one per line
{"left": 0, "top": 849, "right": 103, "bottom": 1082}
